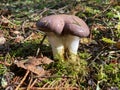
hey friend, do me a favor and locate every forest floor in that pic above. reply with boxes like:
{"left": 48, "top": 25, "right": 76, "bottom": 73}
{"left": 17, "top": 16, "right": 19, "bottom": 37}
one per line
{"left": 0, "top": 0, "right": 120, "bottom": 90}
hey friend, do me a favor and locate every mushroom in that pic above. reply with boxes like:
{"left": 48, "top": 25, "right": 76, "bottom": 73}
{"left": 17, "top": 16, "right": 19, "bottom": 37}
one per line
{"left": 36, "top": 14, "right": 90, "bottom": 61}
{"left": 0, "top": 31, "right": 6, "bottom": 45}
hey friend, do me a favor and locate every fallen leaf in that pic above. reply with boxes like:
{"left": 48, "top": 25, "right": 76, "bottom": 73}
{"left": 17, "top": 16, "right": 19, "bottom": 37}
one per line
{"left": 27, "top": 56, "right": 53, "bottom": 65}
{"left": 14, "top": 60, "right": 27, "bottom": 69}
{"left": 14, "top": 56, "right": 53, "bottom": 76}
{"left": 14, "top": 60, "right": 45, "bottom": 76}
{"left": 41, "top": 57, "right": 54, "bottom": 64}
{"left": 27, "top": 57, "right": 42, "bottom": 65}
{"left": 25, "top": 64, "right": 45, "bottom": 76}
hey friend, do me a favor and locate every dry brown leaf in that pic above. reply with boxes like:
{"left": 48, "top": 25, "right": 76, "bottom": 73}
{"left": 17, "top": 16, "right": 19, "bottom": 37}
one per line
{"left": 27, "top": 57, "right": 42, "bottom": 66}
{"left": 25, "top": 64, "right": 45, "bottom": 76}
{"left": 14, "top": 60, "right": 45, "bottom": 76}
{"left": 14, "top": 60, "right": 27, "bottom": 69}
{"left": 41, "top": 57, "right": 54, "bottom": 64}
{"left": 14, "top": 56, "right": 53, "bottom": 76}
{"left": 28, "top": 56, "right": 53, "bottom": 65}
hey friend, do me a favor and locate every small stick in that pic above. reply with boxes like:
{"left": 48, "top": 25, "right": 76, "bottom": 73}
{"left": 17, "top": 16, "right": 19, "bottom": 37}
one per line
{"left": 24, "top": 32, "right": 34, "bottom": 41}
{"left": 21, "top": 21, "right": 27, "bottom": 35}
{"left": 88, "top": 50, "right": 104, "bottom": 66}
{"left": 0, "top": 61, "right": 11, "bottom": 66}
{"left": 42, "top": 81, "right": 50, "bottom": 88}
{"left": 39, "top": 35, "right": 47, "bottom": 46}
{"left": 103, "top": 19, "right": 115, "bottom": 41}
{"left": 1, "top": 15, "right": 17, "bottom": 26}
{"left": 30, "top": 78, "right": 38, "bottom": 88}
{"left": 48, "top": 80, "right": 57, "bottom": 88}
{"left": 36, "top": 35, "right": 47, "bottom": 56}
{"left": 34, "top": 75, "right": 74, "bottom": 79}
{"left": 19, "top": 87, "right": 77, "bottom": 90}
{"left": 27, "top": 77, "right": 33, "bottom": 90}
{"left": 15, "top": 70, "right": 30, "bottom": 90}
{"left": 39, "top": 8, "right": 49, "bottom": 16}
{"left": 92, "top": 4, "right": 111, "bottom": 19}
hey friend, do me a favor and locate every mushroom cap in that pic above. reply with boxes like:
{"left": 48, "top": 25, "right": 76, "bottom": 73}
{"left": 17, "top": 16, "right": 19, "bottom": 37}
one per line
{"left": 36, "top": 14, "right": 90, "bottom": 37}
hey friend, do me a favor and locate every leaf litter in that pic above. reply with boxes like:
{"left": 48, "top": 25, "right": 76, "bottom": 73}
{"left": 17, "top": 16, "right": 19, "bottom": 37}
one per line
{"left": 14, "top": 56, "right": 53, "bottom": 76}
{"left": 0, "top": 0, "right": 120, "bottom": 90}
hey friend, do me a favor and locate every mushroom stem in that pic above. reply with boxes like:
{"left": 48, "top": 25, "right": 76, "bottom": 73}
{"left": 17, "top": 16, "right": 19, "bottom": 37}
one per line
{"left": 46, "top": 32, "right": 80, "bottom": 61}
{"left": 64, "top": 35, "right": 80, "bottom": 61}
{"left": 46, "top": 32, "right": 64, "bottom": 60}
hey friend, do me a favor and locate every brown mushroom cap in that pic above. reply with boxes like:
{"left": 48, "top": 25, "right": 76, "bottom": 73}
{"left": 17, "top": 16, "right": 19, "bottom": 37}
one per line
{"left": 36, "top": 14, "right": 90, "bottom": 37}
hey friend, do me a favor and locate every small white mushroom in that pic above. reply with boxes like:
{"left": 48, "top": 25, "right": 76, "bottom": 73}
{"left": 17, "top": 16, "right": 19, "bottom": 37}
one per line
{"left": 0, "top": 31, "right": 6, "bottom": 45}
{"left": 36, "top": 14, "right": 90, "bottom": 61}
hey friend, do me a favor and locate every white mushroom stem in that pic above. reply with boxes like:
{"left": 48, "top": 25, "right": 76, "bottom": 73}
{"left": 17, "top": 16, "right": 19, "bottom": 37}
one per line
{"left": 46, "top": 32, "right": 80, "bottom": 61}
{"left": 0, "top": 36, "right": 6, "bottom": 45}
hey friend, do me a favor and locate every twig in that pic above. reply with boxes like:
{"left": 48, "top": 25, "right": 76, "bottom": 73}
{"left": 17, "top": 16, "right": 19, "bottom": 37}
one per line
{"left": 27, "top": 77, "right": 33, "bottom": 90}
{"left": 21, "top": 20, "right": 28, "bottom": 35}
{"left": 39, "top": 8, "right": 49, "bottom": 16}
{"left": 0, "top": 61, "right": 11, "bottom": 66}
{"left": 36, "top": 35, "right": 47, "bottom": 56}
{"left": 42, "top": 82, "right": 50, "bottom": 88}
{"left": 88, "top": 50, "right": 104, "bottom": 66}
{"left": 30, "top": 28, "right": 45, "bottom": 34}
{"left": 34, "top": 7, "right": 49, "bottom": 16}
{"left": 40, "top": 35, "right": 47, "bottom": 46}
{"left": 48, "top": 80, "right": 58, "bottom": 88}
{"left": 15, "top": 70, "right": 30, "bottom": 90}
{"left": 1, "top": 15, "right": 17, "bottom": 26}
{"left": 30, "top": 78, "right": 38, "bottom": 89}
{"left": 34, "top": 75, "right": 74, "bottom": 79}
{"left": 92, "top": 4, "right": 111, "bottom": 19}
{"left": 58, "top": 78, "right": 67, "bottom": 87}
{"left": 49, "top": 5, "right": 68, "bottom": 14}
{"left": 103, "top": 18, "right": 115, "bottom": 41}
{"left": 19, "top": 87, "right": 78, "bottom": 90}
{"left": 24, "top": 32, "right": 34, "bottom": 41}
{"left": 36, "top": 5, "right": 68, "bottom": 16}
